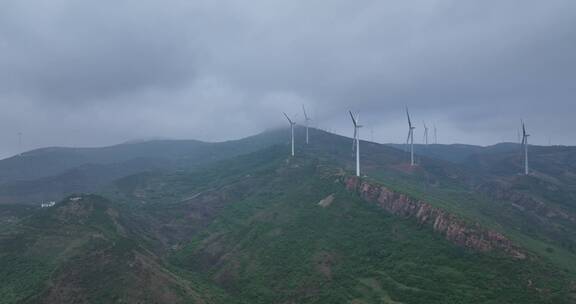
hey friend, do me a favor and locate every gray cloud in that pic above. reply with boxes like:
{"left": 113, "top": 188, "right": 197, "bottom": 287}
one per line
{"left": 1, "top": 0, "right": 575, "bottom": 157}
{"left": 0, "top": 0, "right": 198, "bottom": 102}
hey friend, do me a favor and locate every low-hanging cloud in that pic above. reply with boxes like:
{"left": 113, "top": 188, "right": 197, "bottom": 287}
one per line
{"left": 0, "top": 0, "right": 575, "bottom": 157}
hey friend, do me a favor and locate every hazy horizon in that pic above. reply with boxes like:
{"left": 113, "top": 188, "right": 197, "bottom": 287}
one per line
{"left": 2, "top": 125, "right": 569, "bottom": 161}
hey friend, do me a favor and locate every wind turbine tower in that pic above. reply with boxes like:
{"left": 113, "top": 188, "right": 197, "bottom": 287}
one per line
{"left": 406, "top": 107, "right": 416, "bottom": 166}
{"left": 302, "top": 105, "right": 311, "bottom": 144}
{"left": 521, "top": 120, "right": 530, "bottom": 175}
{"left": 349, "top": 111, "right": 362, "bottom": 177}
{"left": 423, "top": 122, "right": 429, "bottom": 145}
{"left": 283, "top": 113, "right": 296, "bottom": 156}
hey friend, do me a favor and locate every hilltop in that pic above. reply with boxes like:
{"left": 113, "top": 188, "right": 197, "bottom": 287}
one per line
{"left": 1, "top": 128, "right": 576, "bottom": 303}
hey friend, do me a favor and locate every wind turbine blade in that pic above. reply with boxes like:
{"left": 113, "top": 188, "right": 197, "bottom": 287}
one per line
{"left": 349, "top": 111, "right": 357, "bottom": 127}
{"left": 283, "top": 112, "right": 293, "bottom": 124}
{"left": 302, "top": 105, "right": 309, "bottom": 120}
{"left": 406, "top": 107, "right": 412, "bottom": 128}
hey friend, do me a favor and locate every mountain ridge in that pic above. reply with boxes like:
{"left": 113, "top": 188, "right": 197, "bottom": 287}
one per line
{"left": 1, "top": 128, "right": 576, "bottom": 302}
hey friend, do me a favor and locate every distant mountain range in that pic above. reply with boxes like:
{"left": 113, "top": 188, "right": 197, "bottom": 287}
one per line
{"left": 1, "top": 128, "right": 576, "bottom": 303}
{"left": 0, "top": 130, "right": 288, "bottom": 205}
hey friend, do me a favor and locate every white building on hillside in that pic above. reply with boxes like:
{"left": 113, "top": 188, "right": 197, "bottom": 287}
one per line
{"left": 41, "top": 201, "right": 56, "bottom": 208}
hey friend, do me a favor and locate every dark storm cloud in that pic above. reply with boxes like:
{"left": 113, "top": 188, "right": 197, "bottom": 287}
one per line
{"left": 0, "top": 0, "right": 575, "bottom": 157}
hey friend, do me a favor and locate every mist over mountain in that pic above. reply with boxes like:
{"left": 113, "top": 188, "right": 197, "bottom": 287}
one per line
{"left": 2, "top": 0, "right": 576, "bottom": 303}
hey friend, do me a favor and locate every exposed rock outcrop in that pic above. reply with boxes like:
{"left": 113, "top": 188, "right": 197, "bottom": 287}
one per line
{"left": 318, "top": 194, "right": 335, "bottom": 208}
{"left": 344, "top": 176, "right": 526, "bottom": 259}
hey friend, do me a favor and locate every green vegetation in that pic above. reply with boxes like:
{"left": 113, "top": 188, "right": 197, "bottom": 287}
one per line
{"left": 360, "top": 155, "right": 576, "bottom": 276}
{"left": 169, "top": 155, "right": 573, "bottom": 303}
{"left": 0, "top": 195, "right": 218, "bottom": 303}
{"left": 2, "top": 129, "right": 576, "bottom": 303}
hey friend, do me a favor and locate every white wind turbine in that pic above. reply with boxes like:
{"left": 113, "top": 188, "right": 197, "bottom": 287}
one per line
{"left": 283, "top": 112, "right": 296, "bottom": 156}
{"left": 302, "top": 105, "right": 311, "bottom": 144}
{"left": 423, "top": 122, "right": 429, "bottom": 145}
{"left": 406, "top": 107, "right": 416, "bottom": 166}
{"left": 521, "top": 120, "right": 530, "bottom": 175}
{"left": 349, "top": 111, "right": 362, "bottom": 177}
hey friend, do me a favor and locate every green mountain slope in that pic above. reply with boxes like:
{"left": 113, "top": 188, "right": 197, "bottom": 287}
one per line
{"left": 0, "top": 195, "right": 228, "bottom": 304}
{"left": 385, "top": 140, "right": 576, "bottom": 271}
{"left": 107, "top": 144, "right": 575, "bottom": 303}
{"left": 0, "top": 130, "right": 287, "bottom": 205}
{"left": 2, "top": 129, "right": 576, "bottom": 303}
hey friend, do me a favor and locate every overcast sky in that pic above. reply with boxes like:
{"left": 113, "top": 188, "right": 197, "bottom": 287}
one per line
{"left": 1, "top": 0, "right": 575, "bottom": 158}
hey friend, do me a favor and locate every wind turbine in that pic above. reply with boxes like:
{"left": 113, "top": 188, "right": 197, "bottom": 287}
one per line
{"left": 434, "top": 124, "right": 438, "bottom": 144}
{"left": 406, "top": 107, "right": 415, "bottom": 166}
{"left": 283, "top": 112, "right": 296, "bottom": 156}
{"left": 302, "top": 105, "right": 311, "bottom": 144}
{"left": 521, "top": 120, "right": 530, "bottom": 175}
{"left": 423, "top": 122, "right": 429, "bottom": 145}
{"left": 349, "top": 111, "right": 362, "bottom": 177}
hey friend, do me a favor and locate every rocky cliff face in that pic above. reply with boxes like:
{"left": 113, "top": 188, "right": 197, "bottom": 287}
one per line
{"left": 343, "top": 176, "right": 526, "bottom": 259}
